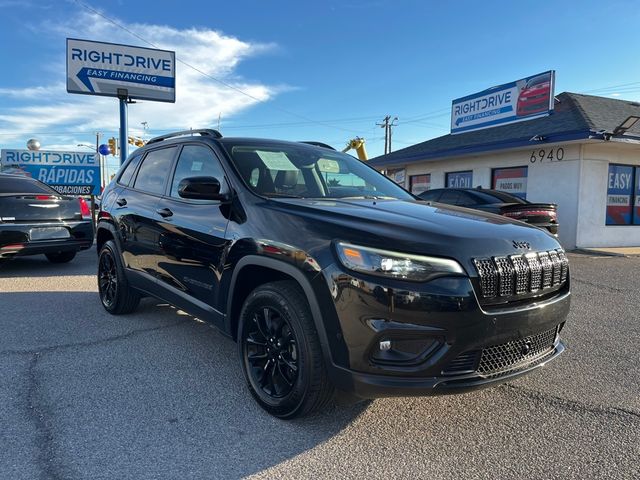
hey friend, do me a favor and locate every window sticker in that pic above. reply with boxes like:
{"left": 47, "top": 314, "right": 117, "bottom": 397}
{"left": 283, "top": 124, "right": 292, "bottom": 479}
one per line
{"left": 492, "top": 167, "right": 528, "bottom": 199}
{"left": 255, "top": 151, "right": 297, "bottom": 171}
{"left": 606, "top": 164, "right": 634, "bottom": 225}
{"left": 446, "top": 170, "right": 472, "bottom": 188}
{"left": 318, "top": 158, "right": 340, "bottom": 173}
{"left": 410, "top": 174, "right": 431, "bottom": 194}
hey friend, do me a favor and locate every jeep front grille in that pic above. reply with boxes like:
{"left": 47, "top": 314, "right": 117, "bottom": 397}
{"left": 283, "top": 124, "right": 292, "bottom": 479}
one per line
{"left": 473, "top": 249, "right": 568, "bottom": 300}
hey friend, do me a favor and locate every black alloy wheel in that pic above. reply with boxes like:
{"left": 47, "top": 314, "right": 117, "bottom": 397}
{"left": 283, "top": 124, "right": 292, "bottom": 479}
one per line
{"left": 98, "top": 248, "right": 118, "bottom": 309}
{"left": 238, "top": 281, "right": 334, "bottom": 418}
{"left": 244, "top": 306, "right": 299, "bottom": 399}
{"left": 97, "top": 240, "right": 140, "bottom": 314}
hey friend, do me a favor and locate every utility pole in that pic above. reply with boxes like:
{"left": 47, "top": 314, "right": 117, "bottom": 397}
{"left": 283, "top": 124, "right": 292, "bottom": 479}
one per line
{"left": 377, "top": 115, "right": 399, "bottom": 154}
{"left": 95, "top": 132, "right": 103, "bottom": 188}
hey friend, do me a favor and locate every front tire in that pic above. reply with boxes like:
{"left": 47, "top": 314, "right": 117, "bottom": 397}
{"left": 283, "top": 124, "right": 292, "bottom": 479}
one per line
{"left": 98, "top": 240, "right": 140, "bottom": 314}
{"left": 238, "top": 280, "right": 334, "bottom": 419}
{"left": 45, "top": 251, "right": 76, "bottom": 263}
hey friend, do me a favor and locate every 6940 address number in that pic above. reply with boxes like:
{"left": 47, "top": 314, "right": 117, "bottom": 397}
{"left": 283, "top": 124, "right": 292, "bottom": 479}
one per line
{"left": 530, "top": 148, "right": 564, "bottom": 163}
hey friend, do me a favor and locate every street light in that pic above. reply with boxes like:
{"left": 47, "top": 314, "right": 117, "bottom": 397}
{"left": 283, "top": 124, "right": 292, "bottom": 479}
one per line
{"left": 613, "top": 116, "right": 640, "bottom": 135}
{"left": 77, "top": 143, "right": 95, "bottom": 150}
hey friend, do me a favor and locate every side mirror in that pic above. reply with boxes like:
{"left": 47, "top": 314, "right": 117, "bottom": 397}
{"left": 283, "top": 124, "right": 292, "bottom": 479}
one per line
{"left": 178, "top": 176, "right": 228, "bottom": 201}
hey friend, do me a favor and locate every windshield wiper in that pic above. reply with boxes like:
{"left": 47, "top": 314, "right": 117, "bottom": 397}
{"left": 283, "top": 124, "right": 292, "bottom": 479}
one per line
{"left": 338, "top": 195, "right": 395, "bottom": 200}
{"left": 262, "top": 192, "right": 304, "bottom": 198}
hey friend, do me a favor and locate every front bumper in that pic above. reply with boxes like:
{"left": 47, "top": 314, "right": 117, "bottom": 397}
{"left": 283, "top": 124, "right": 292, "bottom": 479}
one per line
{"left": 333, "top": 339, "right": 564, "bottom": 398}
{"left": 318, "top": 264, "right": 571, "bottom": 398}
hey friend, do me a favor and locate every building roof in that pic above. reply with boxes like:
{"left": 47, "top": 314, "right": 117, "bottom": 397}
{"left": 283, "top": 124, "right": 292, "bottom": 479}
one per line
{"left": 369, "top": 92, "right": 640, "bottom": 167}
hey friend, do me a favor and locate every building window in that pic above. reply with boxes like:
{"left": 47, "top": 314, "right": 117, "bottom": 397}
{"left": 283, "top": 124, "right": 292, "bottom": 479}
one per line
{"left": 492, "top": 166, "right": 528, "bottom": 199}
{"left": 446, "top": 170, "right": 473, "bottom": 188}
{"left": 409, "top": 174, "right": 431, "bottom": 194}
{"left": 386, "top": 168, "right": 406, "bottom": 186}
{"left": 606, "top": 164, "right": 638, "bottom": 226}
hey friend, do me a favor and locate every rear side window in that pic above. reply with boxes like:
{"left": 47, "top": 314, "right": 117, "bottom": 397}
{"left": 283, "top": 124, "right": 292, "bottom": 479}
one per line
{"left": 439, "top": 190, "right": 462, "bottom": 205}
{"left": 118, "top": 154, "right": 143, "bottom": 186}
{"left": 133, "top": 147, "right": 177, "bottom": 194}
{"left": 419, "top": 190, "right": 441, "bottom": 202}
{"left": 0, "top": 176, "right": 58, "bottom": 195}
{"left": 170, "top": 145, "right": 228, "bottom": 198}
{"left": 456, "top": 192, "right": 477, "bottom": 206}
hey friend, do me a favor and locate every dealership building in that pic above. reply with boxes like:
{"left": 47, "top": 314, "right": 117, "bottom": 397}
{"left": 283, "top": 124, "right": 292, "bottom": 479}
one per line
{"left": 370, "top": 92, "right": 640, "bottom": 249}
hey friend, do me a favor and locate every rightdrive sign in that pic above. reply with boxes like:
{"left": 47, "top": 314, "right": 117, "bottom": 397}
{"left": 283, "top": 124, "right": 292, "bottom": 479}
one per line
{"left": 67, "top": 38, "right": 176, "bottom": 103}
{"left": 451, "top": 71, "right": 555, "bottom": 134}
{"left": 1, "top": 149, "right": 101, "bottom": 196}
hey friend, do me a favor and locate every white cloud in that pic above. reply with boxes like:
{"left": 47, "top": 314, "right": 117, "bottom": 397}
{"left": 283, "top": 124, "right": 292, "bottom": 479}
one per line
{"left": 0, "top": 9, "right": 282, "bottom": 145}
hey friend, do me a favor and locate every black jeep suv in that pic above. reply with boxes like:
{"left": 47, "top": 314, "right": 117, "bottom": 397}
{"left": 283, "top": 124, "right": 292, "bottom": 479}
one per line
{"left": 96, "top": 129, "right": 570, "bottom": 418}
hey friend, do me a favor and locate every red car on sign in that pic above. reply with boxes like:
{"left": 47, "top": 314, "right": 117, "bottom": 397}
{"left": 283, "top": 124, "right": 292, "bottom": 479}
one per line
{"left": 517, "top": 73, "right": 552, "bottom": 116}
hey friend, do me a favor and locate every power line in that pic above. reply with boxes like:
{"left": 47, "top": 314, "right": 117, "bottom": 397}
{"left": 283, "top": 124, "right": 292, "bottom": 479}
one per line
{"left": 401, "top": 107, "right": 451, "bottom": 122}
{"left": 72, "top": 0, "right": 362, "bottom": 134}
{"left": 581, "top": 81, "right": 640, "bottom": 94}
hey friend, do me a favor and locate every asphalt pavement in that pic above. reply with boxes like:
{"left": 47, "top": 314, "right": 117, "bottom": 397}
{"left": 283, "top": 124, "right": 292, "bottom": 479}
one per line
{"left": 0, "top": 250, "right": 638, "bottom": 479}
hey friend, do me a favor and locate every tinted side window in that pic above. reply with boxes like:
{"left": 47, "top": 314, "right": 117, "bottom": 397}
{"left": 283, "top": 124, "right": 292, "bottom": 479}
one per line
{"left": 419, "top": 190, "right": 441, "bottom": 202}
{"left": 439, "top": 190, "right": 462, "bottom": 205}
{"left": 170, "top": 145, "right": 228, "bottom": 198}
{"left": 118, "top": 154, "right": 142, "bottom": 186}
{"left": 456, "top": 192, "right": 477, "bottom": 206}
{"left": 133, "top": 147, "right": 177, "bottom": 194}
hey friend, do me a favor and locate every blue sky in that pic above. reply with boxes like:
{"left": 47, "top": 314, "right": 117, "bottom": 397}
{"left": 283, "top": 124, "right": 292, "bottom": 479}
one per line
{"left": 1, "top": 0, "right": 640, "bottom": 176}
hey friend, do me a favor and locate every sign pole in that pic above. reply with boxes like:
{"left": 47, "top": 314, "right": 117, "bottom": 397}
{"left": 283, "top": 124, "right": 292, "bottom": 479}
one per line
{"left": 118, "top": 90, "right": 128, "bottom": 165}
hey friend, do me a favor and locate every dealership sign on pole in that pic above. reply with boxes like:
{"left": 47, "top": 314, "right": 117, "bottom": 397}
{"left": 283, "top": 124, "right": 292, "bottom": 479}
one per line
{"left": 0, "top": 149, "right": 101, "bottom": 196}
{"left": 451, "top": 71, "right": 555, "bottom": 134}
{"left": 66, "top": 38, "right": 176, "bottom": 102}
{"left": 67, "top": 38, "right": 176, "bottom": 166}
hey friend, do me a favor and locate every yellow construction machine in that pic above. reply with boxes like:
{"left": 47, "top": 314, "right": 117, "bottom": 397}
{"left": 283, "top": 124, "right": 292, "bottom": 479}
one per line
{"left": 342, "top": 137, "right": 368, "bottom": 161}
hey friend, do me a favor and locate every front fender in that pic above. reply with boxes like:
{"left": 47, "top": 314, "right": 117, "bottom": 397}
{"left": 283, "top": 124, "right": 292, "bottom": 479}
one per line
{"left": 225, "top": 254, "right": 351, "bottom": 379}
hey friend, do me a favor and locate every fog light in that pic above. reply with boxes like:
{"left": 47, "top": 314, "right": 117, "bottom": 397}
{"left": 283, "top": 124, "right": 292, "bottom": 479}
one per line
{"left": 371, "top": 336, "right": 441, "bottom": 366}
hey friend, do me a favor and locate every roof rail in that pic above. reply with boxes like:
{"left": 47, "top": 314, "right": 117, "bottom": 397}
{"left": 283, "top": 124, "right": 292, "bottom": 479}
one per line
{"left": 146, "top": 129, "right": 223, "bottom": 145}
{"left": 298, "top": 141, "right": 336, "bottom": 150}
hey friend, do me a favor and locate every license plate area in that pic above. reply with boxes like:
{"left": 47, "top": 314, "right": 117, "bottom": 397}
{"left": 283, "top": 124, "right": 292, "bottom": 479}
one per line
{"left": 29, "top": 227, "right": 71, "bottom": 241}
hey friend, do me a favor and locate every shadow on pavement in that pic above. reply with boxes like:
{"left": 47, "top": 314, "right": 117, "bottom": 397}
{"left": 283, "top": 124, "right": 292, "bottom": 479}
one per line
{"left": 0, "top": 289, "right": 371, "bottom": 479}
{"left": 0, "top": 251, "right": 96, "bottom": 278}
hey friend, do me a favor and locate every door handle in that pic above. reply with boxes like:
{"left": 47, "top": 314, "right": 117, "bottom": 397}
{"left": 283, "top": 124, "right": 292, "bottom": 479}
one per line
{"left": 116, "top": 198, "right": 127, "bottom": 207}
{"left": 156, "top": 207, "right": 173, "bottom": 218}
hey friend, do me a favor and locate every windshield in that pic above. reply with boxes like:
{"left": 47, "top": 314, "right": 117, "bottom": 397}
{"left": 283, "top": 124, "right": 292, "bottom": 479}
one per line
{"left": 220, "top": 141, "right": 414, "bottom": 200}
{"left": 526, "top": 73, "right": 550, "bottom": 88}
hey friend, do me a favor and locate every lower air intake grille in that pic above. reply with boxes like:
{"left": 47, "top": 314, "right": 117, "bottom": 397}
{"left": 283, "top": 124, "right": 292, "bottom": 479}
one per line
{"left": 442, "top": 350, "right": 480, "bottom": 375}
{"left": 477, "top": 327, "right": 558, "bottom": 377}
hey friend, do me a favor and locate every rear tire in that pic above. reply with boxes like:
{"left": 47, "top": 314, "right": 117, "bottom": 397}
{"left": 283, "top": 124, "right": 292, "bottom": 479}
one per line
{"left": 238, "top": 280, "right": 334, "bottom": 419}
{"left": 98, "top": 240, "right": 140, "bottom": 314}
{"left": 45, "top": 251, "right": 76, "bottom": 263}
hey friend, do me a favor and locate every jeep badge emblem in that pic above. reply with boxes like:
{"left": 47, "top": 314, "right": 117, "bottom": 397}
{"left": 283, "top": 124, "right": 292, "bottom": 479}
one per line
{"left": 513, "top": 240, "right": 531, "bottom": 250}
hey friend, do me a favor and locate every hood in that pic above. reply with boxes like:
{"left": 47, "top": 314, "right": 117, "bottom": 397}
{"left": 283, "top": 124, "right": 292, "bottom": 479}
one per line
{"left": 265, "top": 198, "right": 562, "bottom": 272}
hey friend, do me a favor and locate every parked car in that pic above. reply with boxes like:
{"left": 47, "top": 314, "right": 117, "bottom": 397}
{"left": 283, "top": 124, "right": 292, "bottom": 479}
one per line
{"left": 0, "top": 173, "right": 94, "bottom": 262}
{"left": 0, "top": 164, "right": 31, "bottom": 177}
{"left": 419, "top": 188, "right": 559, "bottom": 235}
{"left": 516, "top": 72, "right": 552, "bottom": 116}
{"left": 96, "top": 130, "right": 570, "bottom": 418}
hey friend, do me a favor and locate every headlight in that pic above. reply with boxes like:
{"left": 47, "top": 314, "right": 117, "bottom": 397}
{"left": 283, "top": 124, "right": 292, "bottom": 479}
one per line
{"left": 335, "top": 242, "right": 465, "bottom": 282}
